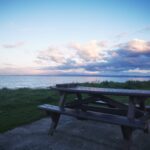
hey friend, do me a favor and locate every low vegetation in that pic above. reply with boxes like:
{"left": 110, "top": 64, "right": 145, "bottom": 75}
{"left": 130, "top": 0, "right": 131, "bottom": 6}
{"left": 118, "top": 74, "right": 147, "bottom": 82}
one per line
{"left": 0, "top": 80, "right": 150, "bottom": 133}
{"left": 82, "top": 80, "right": 150, "bottom": 90}
{"left": 0, "top": 88, "right": 59, "bottom": 133}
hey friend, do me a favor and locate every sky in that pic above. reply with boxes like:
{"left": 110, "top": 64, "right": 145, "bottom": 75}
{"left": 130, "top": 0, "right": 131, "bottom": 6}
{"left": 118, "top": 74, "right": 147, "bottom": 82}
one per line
{"left": 0, "top": 0, "right": 150, "bottom": 75}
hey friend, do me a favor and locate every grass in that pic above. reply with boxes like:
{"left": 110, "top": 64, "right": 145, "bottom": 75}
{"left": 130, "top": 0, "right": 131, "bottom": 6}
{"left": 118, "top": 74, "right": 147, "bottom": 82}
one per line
{"left": 0, "top": 88, "right": 59, "bottom": 133}
{"left": 0, "top": 80, "right": 150, "bottom": 133}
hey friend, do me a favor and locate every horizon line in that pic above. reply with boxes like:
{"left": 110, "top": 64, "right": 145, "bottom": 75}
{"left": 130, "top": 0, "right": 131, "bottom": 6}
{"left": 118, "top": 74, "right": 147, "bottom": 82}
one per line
{"left": 0, "top": 74, "right": 150, "bottom": 78}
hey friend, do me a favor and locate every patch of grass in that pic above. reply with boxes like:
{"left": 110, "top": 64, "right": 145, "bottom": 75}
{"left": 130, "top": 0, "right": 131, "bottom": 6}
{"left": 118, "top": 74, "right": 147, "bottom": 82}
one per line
{"left": 0, "top": 88, "right": 59, "bottom": 132}
{"left": 81, "top": 80, "right": 150, "bottom": 90}
{"left": 0, "top": 80, "right": 150, "bottom": 133}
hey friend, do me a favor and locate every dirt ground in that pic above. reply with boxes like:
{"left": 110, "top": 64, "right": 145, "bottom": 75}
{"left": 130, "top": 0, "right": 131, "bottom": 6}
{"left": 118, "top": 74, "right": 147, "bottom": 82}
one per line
{"left": 0, "top": 116, "right": 150, "bottom": 150}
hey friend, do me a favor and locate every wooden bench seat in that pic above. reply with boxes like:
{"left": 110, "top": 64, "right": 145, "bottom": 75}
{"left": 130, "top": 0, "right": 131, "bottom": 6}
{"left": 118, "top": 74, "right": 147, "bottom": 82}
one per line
{"left": 38, "top": 104, "right": 146, "bottom": 129}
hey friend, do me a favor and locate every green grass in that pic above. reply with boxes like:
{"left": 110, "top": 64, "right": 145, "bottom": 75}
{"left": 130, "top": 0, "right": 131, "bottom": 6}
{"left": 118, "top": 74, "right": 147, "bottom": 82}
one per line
{"left": 0, "top": 88, "right": 59, "bottom": 133}
{"left": 0, "top": 80, "right": 150, "bottom": 133}
{"left": 81, "top": 80, "right": 150, "bottom": 90}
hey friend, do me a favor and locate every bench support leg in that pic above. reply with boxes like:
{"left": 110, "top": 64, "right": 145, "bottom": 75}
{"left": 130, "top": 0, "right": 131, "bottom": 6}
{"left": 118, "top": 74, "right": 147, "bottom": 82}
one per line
{"left": 121, "top": 126, "right": 133, "bottom": 150}
{"left": 47, "top": 111, "right": 60, "bottom": 135}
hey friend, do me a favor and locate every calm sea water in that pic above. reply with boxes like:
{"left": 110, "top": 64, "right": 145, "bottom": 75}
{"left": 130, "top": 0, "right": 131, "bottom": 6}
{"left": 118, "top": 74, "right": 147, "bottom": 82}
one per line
{"left": 0, "top": 75, "right": 150, "bottom": 89}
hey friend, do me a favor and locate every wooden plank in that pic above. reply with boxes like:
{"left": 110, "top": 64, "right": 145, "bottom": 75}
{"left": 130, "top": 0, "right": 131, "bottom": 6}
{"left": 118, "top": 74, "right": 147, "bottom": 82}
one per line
{"left": 81, "top": 105, "right": 143, "bottom": 118}
{"left": 64, "top": 95, "right": 144, "bottom": 117}
{"left": 39, "top": 104, "right": 145, "bottom": 129}
{"left": 82, "top": 105, "right": 128, "bottom": 116}
{"left": 93, "top": 94, "right": 128, "bottom": 109}
{"left": 51, "top": 86, "right": 150, "bottom": 97}
{"left": 66, "top": 104, "right": 143, "bottom": 118}
{"left": 66, "top": 100, "right": 108, "bottom": 108}
{"left": 65, "top": 96, "right": 102, "bottom": 107}
{"left": 94, "top": 95, "right": 144, "bottom": 117}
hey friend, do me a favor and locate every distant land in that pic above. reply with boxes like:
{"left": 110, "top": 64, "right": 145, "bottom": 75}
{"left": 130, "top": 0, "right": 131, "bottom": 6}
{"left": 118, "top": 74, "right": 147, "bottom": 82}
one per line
{"left": 0, "top": 74, "right": 150, "bottom": 78}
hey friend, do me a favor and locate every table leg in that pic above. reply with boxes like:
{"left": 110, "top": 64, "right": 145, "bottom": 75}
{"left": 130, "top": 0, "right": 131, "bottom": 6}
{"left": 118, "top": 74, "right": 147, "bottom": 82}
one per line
{"left": 76, "top": 93, "right": 87, "bottom": 111}
{"left": 137, "top": 96, "right": 146, "bottom": 111}
{"left": 121, "top": 125, "right": 133, "bottom": 150}
{"left": 47, "top": 112, "right": 60, "bottom": 135}
{"left": 123, "top": 96, "right": 136, "bottom": 149}
{"left": 49, "top": 92, "right": 67, "bottom": 135}
{"left": 127, "top": 96, "right": 136, "bottom": 120}
{"left": 136, "top": 97, "right": 149, "bottom": 133}
{"left": 76, "top": 93, "right": 87, "bottom": 120}
{"left": 59, "top": 92, "right": 67, "bottom": 108}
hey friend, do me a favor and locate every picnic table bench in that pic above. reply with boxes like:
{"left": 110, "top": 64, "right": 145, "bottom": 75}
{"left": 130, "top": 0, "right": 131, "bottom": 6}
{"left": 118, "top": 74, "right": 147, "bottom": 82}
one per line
{"left": 38, "top": 83, "right": 150, "bottom": 150}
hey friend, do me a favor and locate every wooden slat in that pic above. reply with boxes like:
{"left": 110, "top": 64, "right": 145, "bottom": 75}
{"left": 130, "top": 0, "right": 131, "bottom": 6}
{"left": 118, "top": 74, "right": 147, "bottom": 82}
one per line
{"left": 39, "top": 104, "right": 145, "bottom": 129}
{"left": 51, "top": 86, "right": 150, "bottom": 97}
{"left": 93, "top": 94, "right": 128, "bottom": 109}
{"left": 66, "top": 104, "right": 143, "bottom": 118}
{"left": 65, "top": 96, "right": 104, "bottom": 107}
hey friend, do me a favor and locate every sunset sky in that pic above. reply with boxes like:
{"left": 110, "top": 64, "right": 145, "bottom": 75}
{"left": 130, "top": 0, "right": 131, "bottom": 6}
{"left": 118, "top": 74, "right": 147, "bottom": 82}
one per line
{"left": 0, "top": 0, "right": 150, "bottom": 75}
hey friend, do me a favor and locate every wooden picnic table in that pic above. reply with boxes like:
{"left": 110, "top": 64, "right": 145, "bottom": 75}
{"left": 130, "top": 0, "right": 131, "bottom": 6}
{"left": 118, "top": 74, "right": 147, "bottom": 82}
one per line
{"left": 39, "top": 83, "right": 150, "bottom": 150}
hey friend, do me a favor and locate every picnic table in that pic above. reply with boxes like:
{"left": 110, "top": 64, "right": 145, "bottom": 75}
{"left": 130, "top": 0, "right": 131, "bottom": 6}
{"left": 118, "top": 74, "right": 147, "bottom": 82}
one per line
{"left": 39, "top": 83, "right": 150, "bottom": 150}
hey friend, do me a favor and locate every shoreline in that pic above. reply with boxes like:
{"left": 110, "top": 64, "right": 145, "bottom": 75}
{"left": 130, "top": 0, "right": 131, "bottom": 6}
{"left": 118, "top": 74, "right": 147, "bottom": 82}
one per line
{"left": 1, "top": 79, "right": 150, "bottom": 89}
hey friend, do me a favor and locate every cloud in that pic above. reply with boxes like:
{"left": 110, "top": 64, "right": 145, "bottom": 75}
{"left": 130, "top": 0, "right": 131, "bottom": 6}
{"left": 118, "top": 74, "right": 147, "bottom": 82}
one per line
{"left": 101, "top": 39, "right": 150, "bottom": 73}
{"left": 118, "top": 39, "right": 150, "bottom": 53}
{"left": 126, "top": 68, "right": 150, "bottom": 74}
{"left": 0, "top": 66, "right": 42, "bottom": 75}
{"left": 37, "top": 39, "right": 150, "bottom": 75}
{"left": 37, "top": 47, "right": 68, "bottom": 65}
{"left": 2, "top": 41, "right": 25, "bottom": 48}
{"left": 36, "top": 40, "right": 108, "bottom": 75}
{"left": 69, "top": 40, "right": 107, "bottom": 61}
{"left": 37, "top": 40, "right": 108, "bottom": 67}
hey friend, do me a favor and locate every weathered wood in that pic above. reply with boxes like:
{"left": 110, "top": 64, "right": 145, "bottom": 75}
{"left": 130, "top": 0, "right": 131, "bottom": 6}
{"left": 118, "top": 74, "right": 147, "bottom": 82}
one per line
{"left": 121, "top": 126, "right": 133, "bottom": 150}
{"left": 81, "top": 105, "right": 143, "bottom": 118}
{"left": 45, "top": 111, "right": 60, "bottom": 135}
{"left": 39, "top": 104, "right": 146, "bottom": 129}
{"left": 59, "top": 92, "right": 67, "bottom": 108}
{"left": 82, "top": 105, "right": 128, "bottom": 116}
{"left": 47, "top": 84, "right": 150, "bottom": 150}
{"left": 137, "top": 97, "right": 146, "bottom": 111}
{"left": 66, "top": 103, "right": 143, "bottom": 118}
{"left": 127, "top": 96, "right": 136, "bottom": 120}
{"left": 52, "top": 86, "right": 150, "bottom": 97}
{"left": 65, "top": 96, "right": 107, "bottom": 108}
{"left": 93, "top": 94, "right": 128, "bottom": 109}
{"left": 49, "top": 113, "right": 60, "bottom": 135}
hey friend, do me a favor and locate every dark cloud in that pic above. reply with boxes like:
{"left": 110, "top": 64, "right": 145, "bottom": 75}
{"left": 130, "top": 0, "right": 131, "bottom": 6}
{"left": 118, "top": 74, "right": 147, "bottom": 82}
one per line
{"left": 39, "top": 39, "right": 150, "bottom": 75}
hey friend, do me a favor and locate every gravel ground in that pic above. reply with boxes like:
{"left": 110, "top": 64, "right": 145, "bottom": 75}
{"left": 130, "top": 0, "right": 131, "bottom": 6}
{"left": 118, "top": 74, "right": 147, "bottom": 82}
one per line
{"left": 0, "top": 116, "right": 150, "bottom": 150}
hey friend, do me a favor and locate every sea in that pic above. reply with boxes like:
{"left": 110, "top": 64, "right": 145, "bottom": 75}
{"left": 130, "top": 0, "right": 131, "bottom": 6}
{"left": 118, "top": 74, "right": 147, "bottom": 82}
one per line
{"left": 0, "top": 75, "right": 150, "bottom": 89}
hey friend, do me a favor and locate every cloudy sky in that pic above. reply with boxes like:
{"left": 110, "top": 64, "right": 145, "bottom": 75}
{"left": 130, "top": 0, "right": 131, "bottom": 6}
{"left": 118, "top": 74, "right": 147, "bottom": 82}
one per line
{"left": 0, "top": 0, "right": 150, "bottom": 75}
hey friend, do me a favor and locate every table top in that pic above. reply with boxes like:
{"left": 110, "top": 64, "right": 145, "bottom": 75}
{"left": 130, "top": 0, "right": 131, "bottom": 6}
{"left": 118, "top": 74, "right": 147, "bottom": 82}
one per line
{"left": 52, "top": 85, "right": 150, "bottom": 97}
